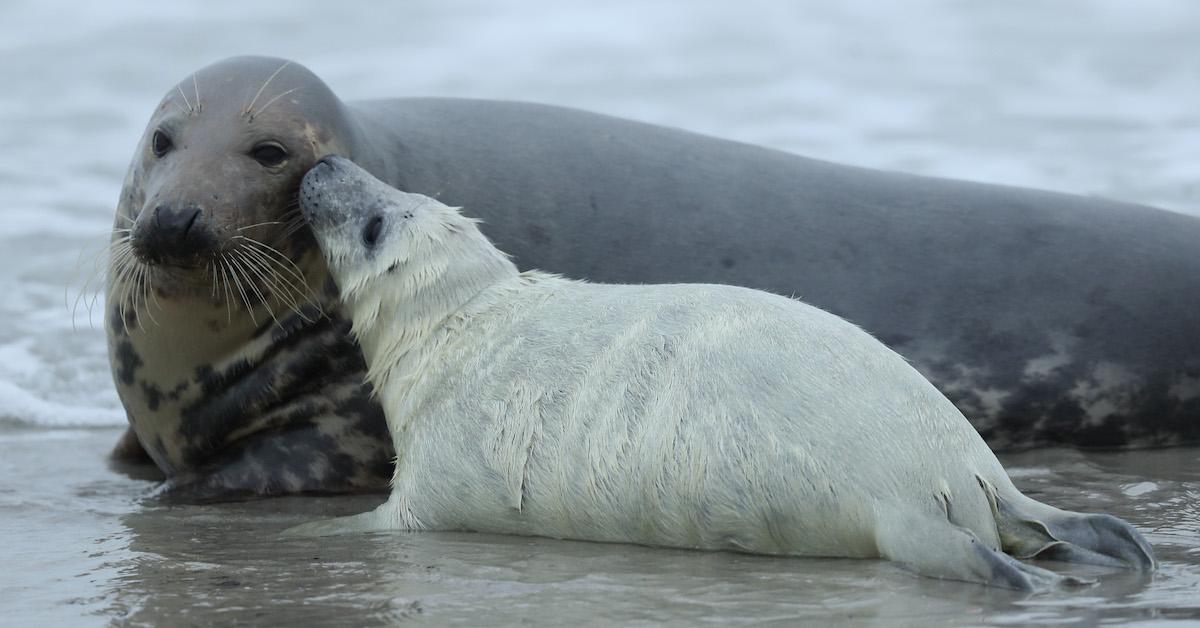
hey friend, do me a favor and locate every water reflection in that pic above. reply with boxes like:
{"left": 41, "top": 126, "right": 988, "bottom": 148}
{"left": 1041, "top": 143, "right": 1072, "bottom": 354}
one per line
{"left": 96, "top": 447, "right": 1197, "bottom": 625}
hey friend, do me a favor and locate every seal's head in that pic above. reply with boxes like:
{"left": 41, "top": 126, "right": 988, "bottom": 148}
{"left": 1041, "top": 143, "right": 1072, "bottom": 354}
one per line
{"left": 298, "top": 156, "right": 515, "bottom": 337}
{"left": 118, "top": 56, "right": 359, "bottom": 300}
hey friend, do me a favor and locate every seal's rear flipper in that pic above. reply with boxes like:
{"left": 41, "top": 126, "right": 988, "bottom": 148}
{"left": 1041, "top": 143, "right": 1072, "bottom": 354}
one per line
{"left": 874, "top": 509, "right": 1091, "bottom": 591}
{"left": 990, "top": 490, "right": 1157, "bottom": 572}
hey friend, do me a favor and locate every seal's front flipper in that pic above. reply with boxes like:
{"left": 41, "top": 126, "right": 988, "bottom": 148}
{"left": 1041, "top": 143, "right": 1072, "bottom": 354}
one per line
{"left": 874, "top": 510, "right": 1089, "bottom": 591}
{"left": 110, "top": 426, "right": 154, "bottom": 464}
{"left": 281, "top": 508, "right": 389, "bottom": 538}
{"left": 992, "top": 493, "right": 1157, "bottom": 572}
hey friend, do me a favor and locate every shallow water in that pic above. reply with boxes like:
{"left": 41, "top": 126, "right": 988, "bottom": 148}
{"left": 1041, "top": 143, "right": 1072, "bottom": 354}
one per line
{"left": 2, "top": 427, "right": 1197, "bottom": 625}
{"left": 1, "top": 0, "right": 1197, "bottom": 624}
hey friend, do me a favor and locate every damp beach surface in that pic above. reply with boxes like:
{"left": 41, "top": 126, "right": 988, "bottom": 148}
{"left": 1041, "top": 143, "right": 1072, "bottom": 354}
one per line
{"left": 1, "top": 0, "right": 1198, "bottom": 624}
{"left": 2, "top": 427, "right": 1197, "bottom": 625}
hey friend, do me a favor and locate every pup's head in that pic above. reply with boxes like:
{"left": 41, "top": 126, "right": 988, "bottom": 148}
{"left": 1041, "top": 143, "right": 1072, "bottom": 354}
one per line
{"left": 299, "top": 155, "right": 435, "bottom": 291}
{"left": 298, "top": 156, "right": 514, "bottom": 332}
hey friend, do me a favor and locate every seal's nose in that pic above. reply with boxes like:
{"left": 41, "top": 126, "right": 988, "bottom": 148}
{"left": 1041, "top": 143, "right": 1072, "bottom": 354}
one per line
{"left": 300, "top": 156, "right": 350, "bottom": 229}
{"left": 154, "top": 206, "right": 202, "bottom": 241}
{"left": 312, "top": 156, "right": 345, "bottom": 175}
{"left": 133, "top": 204, "right": 215, "bottom": 267}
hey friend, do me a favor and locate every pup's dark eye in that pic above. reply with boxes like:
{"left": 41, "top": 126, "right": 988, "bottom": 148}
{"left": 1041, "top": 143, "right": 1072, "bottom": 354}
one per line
{"left": 151, "top": 130, "right": 173, "bottom": 157}
{"left": 250, "top": 143, "right": 288, "bottom": 167}
{"left": 363, "top": 216, "right": 384, "bottom": 247}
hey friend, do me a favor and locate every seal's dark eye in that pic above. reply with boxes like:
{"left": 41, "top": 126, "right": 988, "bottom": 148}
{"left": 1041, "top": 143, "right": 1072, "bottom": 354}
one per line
{"left": 251, "top": 143, "right": 288, "bottom": 167}
{"left": 363, "top": 216, "right": 384, "bottom": 247}
{"left": 151, "top": 130, "right": 173, "bottom": 157}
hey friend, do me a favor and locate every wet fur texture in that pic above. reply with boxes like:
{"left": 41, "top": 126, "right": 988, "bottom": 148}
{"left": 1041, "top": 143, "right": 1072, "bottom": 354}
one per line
{"left": 288, "top": 158, "right": 1156, "bottom": 590}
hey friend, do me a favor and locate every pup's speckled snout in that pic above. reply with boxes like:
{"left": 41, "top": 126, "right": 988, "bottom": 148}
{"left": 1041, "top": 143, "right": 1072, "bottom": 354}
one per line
{"left": 298, "top": 154, "right": 346, "bottom": 229}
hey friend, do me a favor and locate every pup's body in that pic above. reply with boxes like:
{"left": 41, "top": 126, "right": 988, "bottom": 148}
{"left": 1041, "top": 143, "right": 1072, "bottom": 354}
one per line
{"left": 290, "top": 156, "right": 1155, "bottom": 589}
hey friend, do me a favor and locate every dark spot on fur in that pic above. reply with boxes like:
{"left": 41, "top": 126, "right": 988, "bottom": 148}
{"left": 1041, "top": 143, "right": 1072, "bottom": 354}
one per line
{"left": 140, "top": 381, "right": 164, "bottom": 411}
{"left": 194, "top": 359, "right": 254, "bottom": 398}
{"left": 166, "top": 380, "right": 189, "bottom": 403}
{"left": 115, "top": 341, "right": 143, "bottom": 386}
{"left": 720, "top": 257, "right": 736, "bottom": 269}
{"left": 109, "top": 308, "right": 127, "bottom": 337}
{"left": 342, "top": 384, "right": 389, "bottom": 441}
{"left": 107, "top": 305, "right": 142, "bottom": 336}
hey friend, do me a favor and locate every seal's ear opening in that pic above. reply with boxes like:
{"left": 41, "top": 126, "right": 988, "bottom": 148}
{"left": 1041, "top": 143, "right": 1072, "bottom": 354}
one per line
{"left": 362, "top": 215, "right": 384, "bottom": 248}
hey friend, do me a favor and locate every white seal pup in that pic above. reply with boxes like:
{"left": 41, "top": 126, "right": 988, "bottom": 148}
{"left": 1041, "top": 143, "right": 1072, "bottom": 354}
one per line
{"left": 288, "top": 156, "right": 1156, "bottom": 590}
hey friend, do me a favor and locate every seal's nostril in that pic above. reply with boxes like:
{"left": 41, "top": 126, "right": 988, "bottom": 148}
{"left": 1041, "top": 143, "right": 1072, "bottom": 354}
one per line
{"left": 153, "top": 206, "right": 203, "bottom": 240}
{"left": 314, "top": 154, "right": 344, "bottom": 171}
{"left": 182, "top": 208, "right": 201, "bottom": 237}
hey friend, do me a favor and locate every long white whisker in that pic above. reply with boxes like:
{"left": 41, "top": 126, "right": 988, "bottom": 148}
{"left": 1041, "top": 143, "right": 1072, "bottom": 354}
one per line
{"left": 76, "top": 240, "right": 133, "bottom": 327}
{"left": 135, "top": 266, "right": 151, "bottom": 330}
{"left": 144, "top": 266, "right": 162, "bottom": 324}
{"left": 70, "top": 238, "right": 120, "bottom": 313}
{"left": 192, "top": 72, "right": 201, "bottom": 114}
{"left": 210, "top": 260, "right": 219, "bottom": 300}
{"left": 118, "top": 267, "right": 139, "bottom": 334}
{"left": 234, "top": 236, "right": 310, "bottom": 287}
{"left": 252, "top": 86, "right": 302, "bottom": 120}
{"left": 238, "top": 237, "right": 325, "bottom": 316}
{"left": 239, "top": 242, "right": 311, "bottom": 302}
{"left": 218, "top": 257, "right": 235, "bottom": 325}
{"left": 231, "top": 251, "right": 278, "bottom": 326}
{"left": 280, "top": 216, "right": 311, "bottom": 240}
{"left": 130, "top": 265, "right": 145, "bottom": 331}
{"left": 176, "top": 85, "right": 193, "bottom": 115}
{"left": 226, "top": 255, "right": 258, "bottom": 325}
{"left": 237, "top": 220, "right": 287, "bottom": 231}
{"left": 239, "top": 246, "right": 311, "bottom": 322}
{"left": 244, "top": 61, "right": 291, "bottom": 119}
{"left": 111, "top": 254, "right": 140, "bottom": 334}
{"left": 103, "top": 253, "right": 130, "bottom": 305}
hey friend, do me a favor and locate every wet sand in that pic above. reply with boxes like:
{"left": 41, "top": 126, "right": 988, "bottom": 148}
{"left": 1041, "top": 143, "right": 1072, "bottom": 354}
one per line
{"left": 2, "top": 426, "right": 1196, "bottom": 626}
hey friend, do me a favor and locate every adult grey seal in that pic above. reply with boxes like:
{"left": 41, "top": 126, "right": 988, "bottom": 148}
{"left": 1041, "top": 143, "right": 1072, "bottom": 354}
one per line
{"left": 107, "top": 58, "right": 391, "bottom": 499}
{"left": 109, "top": 55, "right": 1198, "bottom": 499}
{"left": 286, "top": 156, "right": 1156, "bottom": 590}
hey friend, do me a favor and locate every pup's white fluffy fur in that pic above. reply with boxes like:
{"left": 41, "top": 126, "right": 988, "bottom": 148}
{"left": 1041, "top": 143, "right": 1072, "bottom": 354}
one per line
{"left": 288, "top": 157, "right": 1155, "bottom": 590}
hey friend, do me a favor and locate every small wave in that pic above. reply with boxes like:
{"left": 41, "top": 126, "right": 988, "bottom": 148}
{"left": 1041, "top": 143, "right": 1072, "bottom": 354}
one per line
{"left": 0, "top": 380, "right": 125, "bottom": 428}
